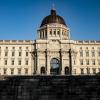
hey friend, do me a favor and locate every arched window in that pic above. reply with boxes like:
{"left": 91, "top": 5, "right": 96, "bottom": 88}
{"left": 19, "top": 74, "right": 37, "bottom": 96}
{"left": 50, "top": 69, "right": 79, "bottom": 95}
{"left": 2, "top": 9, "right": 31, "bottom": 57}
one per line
{"left": 65, "top": 67, "right": 69, "bottom": 75}
{"left": 41, "top": 67, "right": 45, "bottom": 74}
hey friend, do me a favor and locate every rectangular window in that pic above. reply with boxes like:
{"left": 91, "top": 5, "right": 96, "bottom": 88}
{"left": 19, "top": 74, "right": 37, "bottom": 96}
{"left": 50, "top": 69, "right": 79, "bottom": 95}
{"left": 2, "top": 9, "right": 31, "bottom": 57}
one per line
{"left": 4, "top": 60, "right": 7, "bottom": 65}
{"left": 18, "top": 68, "right": 21, "bottom": 75}
{"left": 18, "top": 60, "right": 21, "bottom": 65}
{"left": 92, "top": 51, "right": 95, "bottom": 57}
{"left": 92, "top": 68, "right": 96, "bottom": 74}
{"left": 98, "top": 60, "right": 100, "bottom": 65}
{"left": 6, "top": 47, "right": 8, "bottom": 50}
{"left": 80, "top": 51, "right": 83, "bottom": 57}
{"left": 25, "top": 68, "right": 28, "bottom": 74}
{"left": 12, "top": 47, "right": 15, "bottom": 50}
{"left": 86, "top": 59, "right": 89, "bottom": 65}
{"left": 57, "top": 31, "right": 60, "bottom": 35}
{"left": 98, "top": 68, "right": 100, "bottom": 72}
{"left": 92, "top": 60, "right": 95, "bottom": 65}
{"left": 26, "top": 52, "right": 28, "bottom": 56}
{"left": 45, "top": 30, "right": 47, "bottom": 38}
{"left": 54, "top": 30, "right": 56, "bottom": 36}
{"left": 4, "top": 68, "right": 7, "bottom": 75}
{"left": 98, "top": 51, "right": 100, "bottom": 57}
{"left": 80, "top": 68, "right": 84, "bottom": 74}
{"left": 12, "top": 52, "right": 15, "bottom": 56}
{"left": 80, "top": 59, "right": 83, "bottom": 65}
{"left": 86, "top": 68, "right": 90, "bottom": 74}
{"left": 12, "top": 60, "right": 14, "bottom": 65}
{"left": 10, "top": 68, "right": 14, "bottom": 75}
{"left": 50, "top": 30, "right": 52, "bottom": 35}
{"left": 86, "top": 51, "right": 89, "bottom": 57}
{"left": 25, "top": 60, "right": 28, "bottom": 65}
{"left": 5, "top": 52, "right": 8, "bottom": 56}
{"left": 19, "top": 52, "right": 21, "bottom": 56}
{"left": 19, "top": 47, "right": 22, "bottom": 50}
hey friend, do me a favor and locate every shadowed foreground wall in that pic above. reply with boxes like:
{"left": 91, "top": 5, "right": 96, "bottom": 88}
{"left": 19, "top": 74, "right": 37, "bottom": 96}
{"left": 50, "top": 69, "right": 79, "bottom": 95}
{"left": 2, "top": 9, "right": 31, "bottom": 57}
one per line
{"left": 0, "top": 75, "right": 100, "bottom": 100}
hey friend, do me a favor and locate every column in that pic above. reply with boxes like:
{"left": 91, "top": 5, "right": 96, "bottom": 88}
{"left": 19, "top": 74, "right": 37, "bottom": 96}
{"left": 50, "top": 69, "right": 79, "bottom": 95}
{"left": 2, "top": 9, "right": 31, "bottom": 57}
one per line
{"left": 60, "top": 26, "right": 62, "bottom": 39}
{"left": 37, "top": 52, "right": 40, "bottom": 74}
{"left": 47, "top": 53, "right": 50, "bottom": 75}
{"left": 45, "top": 49, "right": 47, "bottom": 74}
{"left": 59, "top": 49, "right": 62, "bottom": 75}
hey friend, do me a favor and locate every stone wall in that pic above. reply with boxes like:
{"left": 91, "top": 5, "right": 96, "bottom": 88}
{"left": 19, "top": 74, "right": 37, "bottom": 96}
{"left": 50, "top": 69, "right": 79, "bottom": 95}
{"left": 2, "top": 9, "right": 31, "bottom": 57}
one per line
{"left": 0, "top": 75, "right": 100, "bottom": 100}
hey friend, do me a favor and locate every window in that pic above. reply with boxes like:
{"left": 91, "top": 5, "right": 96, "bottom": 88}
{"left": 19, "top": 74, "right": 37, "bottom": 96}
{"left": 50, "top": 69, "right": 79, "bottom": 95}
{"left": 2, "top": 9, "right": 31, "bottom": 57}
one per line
{"left": 62, "top": 31, "right": 64, "bottom": 35}
{"left": 92, "top": 60, "right": 95, "bottom": 65}
{"left": 5, "top": 52, "right": 8, "bottom": 56}
{"left": 24, "top": 68, "right": 28, "bottom": 74}
{"left": 98, "top": 60, "right": 100, "bottom": 65}
{"left": 80, "top": 68, "right": 84, "bottom": 74}
{"left": 12, "top": 47, "right": 15, "bottom": 50}
{"left": 26, "top": 47, "right": 28, "bottom": 50}
{"left": 45, "top": 30, "right": 47, "bottom": 38}
{"left": 50, "top": 30, "right": 52, "bottom": 35}
{"left": 18, "top": 68, "right": 21, "bottom": 75}
{"left": 92, "top": 51, "right": 95, "bottom": 57}
{"left": 19, "top": 52, "right": 22, "bottom": 56}
{"left": 80, "top": 51, "right": 83, "bottom": 57}
{"left": 92, "top": 68, "right": 96, "bottom": 74}
{"left": 86, "top": 51, "right": 89, "bottom": 57}
{"left": 42, "top": 31, "right": 44, "bottom": 38}
{"left": 18, "top": 60, "right": 21, "bottom": 65}
{"left": 80, "top": 59, "right": 83, "bottom": 65}
{"left": 4, "top": 68, "right": 7, "bottom": 75}
{"left": 25, "top": 60, "right": 28, "bottom": 65}
{"left": 19, "top": 47, "right": 22, "bottom": 50}
{"left": 4, "top": 60, "right": 7, "bottom": 65}
{"left": 57, "top": 30, "right": 60, "bottom": 35}
{"left": 26, "top": 52, "right": 28, "bottom": 56}
{"left": 12, "top": 52, "right": 15, "bottom": 56}
{"left": 98, "top": 68, "right": 100, "bottom": 72}
{"left": 11, "top": 60, "right": 14, "bottom": 65}
{"left": 10, "top": 68, "right": 14, "bottom": 75}
{"left": 41, "top": 67, "right": 45, "bottom": 74}
{"left": 54, "top": 29, "right": 56, "bottom": 36}
{"left": 6, "top": 47, "right": 8, "bottom": 50}
{"left": 86, "top": 68, "right": 90, "bottom": 74}
{"left": 86, "top": 47, "right": 88, "bottom": 49}
{"left": 86, "top": 59, "right": 89, "bottom": 65}
{"left": 98, "top": 51, "right": 100, "bottom": 57}
{"left": 80, "top": 47, "right": 82, "bottom": 50}
{"left": 74, "top": 60, "right": 76, "bottom": 65}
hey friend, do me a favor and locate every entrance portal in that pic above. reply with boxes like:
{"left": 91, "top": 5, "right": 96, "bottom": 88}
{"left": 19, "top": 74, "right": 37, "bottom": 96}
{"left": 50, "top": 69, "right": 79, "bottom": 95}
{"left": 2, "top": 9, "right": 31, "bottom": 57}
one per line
{"left": 50, "top": 58, "right": 60, "bottom": 75}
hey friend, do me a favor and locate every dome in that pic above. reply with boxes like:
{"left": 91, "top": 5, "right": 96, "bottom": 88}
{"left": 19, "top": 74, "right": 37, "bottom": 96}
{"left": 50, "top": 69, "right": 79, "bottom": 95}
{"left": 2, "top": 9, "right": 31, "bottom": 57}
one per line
{"left": 40, "top": 9, "right": 66, "bottom": 27}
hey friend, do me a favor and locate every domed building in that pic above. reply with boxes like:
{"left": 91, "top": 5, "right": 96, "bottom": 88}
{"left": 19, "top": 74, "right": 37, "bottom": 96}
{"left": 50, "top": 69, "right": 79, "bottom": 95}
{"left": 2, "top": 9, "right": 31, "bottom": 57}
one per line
{"left": 0, "top": 8, "right": 100, "bottom": 76}
{"left": 33, "top": 8, "right": 71, "bottom": 75}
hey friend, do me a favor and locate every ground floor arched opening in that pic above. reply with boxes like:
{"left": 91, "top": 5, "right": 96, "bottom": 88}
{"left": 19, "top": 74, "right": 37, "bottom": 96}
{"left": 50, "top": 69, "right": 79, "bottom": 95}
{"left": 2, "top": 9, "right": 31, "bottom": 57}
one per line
{"left": 65, "top": 67, "right": 69, "bottom": 75}
{"left": 41, "top": 67, "right": 45, "bottom": 74}
{"left": 50, "top": 58, "right": 60, "bottom": 75}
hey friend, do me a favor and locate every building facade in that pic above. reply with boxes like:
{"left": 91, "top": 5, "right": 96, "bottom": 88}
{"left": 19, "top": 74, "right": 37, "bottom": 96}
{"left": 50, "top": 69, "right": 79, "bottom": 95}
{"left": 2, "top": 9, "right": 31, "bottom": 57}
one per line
{"left": 0, "top": 9, "right": 100, "bottom": 76}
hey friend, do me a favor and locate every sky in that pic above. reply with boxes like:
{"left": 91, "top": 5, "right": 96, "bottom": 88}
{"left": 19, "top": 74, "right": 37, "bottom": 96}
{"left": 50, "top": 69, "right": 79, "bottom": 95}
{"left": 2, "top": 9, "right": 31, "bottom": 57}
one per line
{"left": 0, "top": 0, "right": 100, "bottom": 40}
